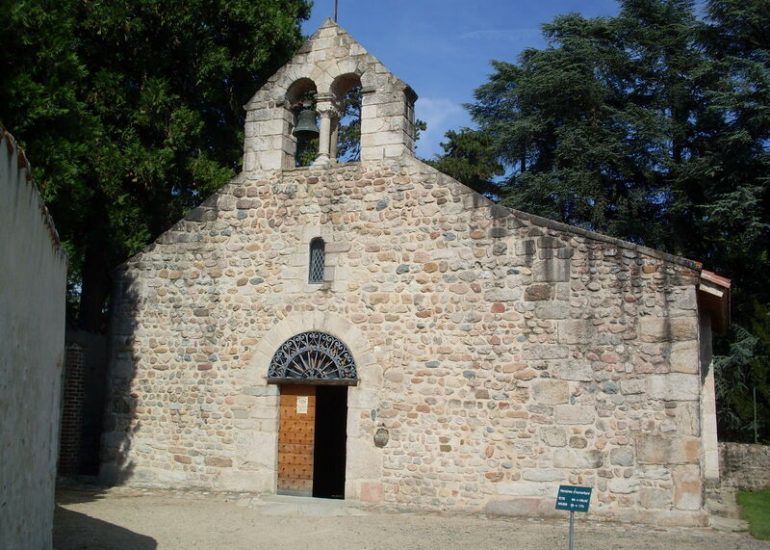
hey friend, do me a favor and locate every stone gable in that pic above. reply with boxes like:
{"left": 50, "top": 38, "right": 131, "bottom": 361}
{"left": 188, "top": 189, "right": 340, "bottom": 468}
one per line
{"left": 102, "top": 20, "right": 726, "bottom": 527}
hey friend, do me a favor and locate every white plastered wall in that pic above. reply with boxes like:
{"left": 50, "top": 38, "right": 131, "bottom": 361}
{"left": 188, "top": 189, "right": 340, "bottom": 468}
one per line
{"left": 0, "top": 133, "right": 67, "bottom": 550}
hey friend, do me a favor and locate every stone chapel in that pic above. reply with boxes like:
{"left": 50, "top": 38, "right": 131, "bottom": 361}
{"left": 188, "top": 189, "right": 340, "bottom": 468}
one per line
{"left": 101, "top": 19, "right": 731, "bottom": 525}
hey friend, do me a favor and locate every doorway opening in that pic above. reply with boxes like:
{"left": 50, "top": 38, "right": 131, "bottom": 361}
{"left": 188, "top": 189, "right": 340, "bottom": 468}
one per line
{"left": 276, "top": 384, "right": 348, "bottom": 499}
{"left": 313, "top": 385, "right": 348, "bottom": 499}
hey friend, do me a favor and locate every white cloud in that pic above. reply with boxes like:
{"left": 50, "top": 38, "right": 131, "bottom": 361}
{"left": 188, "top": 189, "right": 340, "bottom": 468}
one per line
{"left": 415, "top": 97, "right": 471, "bottom": 159}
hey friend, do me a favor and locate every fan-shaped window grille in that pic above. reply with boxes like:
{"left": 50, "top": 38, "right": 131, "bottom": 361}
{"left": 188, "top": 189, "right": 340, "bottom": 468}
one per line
{"left": 267, "top": 331, "right": 357, "bottom": 385}
{"left": 309, "top": 238, "right": 325, "bottom": 283}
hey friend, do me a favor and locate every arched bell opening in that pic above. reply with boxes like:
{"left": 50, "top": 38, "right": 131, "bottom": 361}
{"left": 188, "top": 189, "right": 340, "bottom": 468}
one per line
{"left": 331, "top": 73, "right": 363, "bottom": 163}
{"left": 268, "top": 331, "right": 356, "bottom": 499}
{"left": 285, "top": 78, "right": 319, "bottom": 167}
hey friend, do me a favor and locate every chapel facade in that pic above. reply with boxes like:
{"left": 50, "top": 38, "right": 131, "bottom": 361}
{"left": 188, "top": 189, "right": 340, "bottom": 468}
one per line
{"left": 101, "top": 19, "right": 730, "bottom": 525}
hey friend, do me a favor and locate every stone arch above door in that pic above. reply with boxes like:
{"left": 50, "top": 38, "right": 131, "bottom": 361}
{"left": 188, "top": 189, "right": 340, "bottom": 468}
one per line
{"left": 236, "top": 312, "right": 384, "bottom": 502}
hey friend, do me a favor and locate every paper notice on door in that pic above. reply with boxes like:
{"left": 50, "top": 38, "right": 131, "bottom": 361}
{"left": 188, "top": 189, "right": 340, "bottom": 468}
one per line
{"left": 296, "top": 395, "right": 309, "bottom": 414}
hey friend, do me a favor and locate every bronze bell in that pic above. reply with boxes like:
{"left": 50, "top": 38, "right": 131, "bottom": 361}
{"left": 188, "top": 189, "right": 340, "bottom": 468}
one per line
{"left": 293, "top": 107, "right": 319, "bottom": 139}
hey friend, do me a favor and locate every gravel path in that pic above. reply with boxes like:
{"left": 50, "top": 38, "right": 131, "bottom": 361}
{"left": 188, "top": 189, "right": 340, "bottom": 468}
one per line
{"left": 54, "top": 488, "right": 769, "bottom": 550}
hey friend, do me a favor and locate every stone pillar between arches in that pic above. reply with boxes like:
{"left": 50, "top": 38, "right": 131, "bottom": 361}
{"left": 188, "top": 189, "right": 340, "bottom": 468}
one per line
{"left": 313, "top": 98, "right": 335, "bottom": 167}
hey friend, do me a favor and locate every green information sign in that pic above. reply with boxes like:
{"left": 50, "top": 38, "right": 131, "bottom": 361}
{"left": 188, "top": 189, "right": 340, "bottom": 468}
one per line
{"left": 556, "top": 485, "right": 592, "bottom": 550}
{"left": 556, "top": 485, "right": 592, "bottom": 512}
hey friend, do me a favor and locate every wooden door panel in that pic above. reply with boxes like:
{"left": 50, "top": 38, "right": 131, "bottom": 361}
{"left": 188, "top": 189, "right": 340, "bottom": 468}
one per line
{"left": 277, "top": 385, "right": 316, "bottom": 495}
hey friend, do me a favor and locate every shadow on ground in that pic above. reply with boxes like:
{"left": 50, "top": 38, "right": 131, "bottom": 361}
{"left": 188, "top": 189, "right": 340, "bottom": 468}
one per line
{"left": 55, "top": 484, "right": 112, "bottom": 505}
{"left": 54, "top": 504, "right": 156, "bottom": 550}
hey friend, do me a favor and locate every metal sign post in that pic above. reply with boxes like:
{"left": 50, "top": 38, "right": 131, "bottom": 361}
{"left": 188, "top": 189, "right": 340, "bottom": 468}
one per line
{"left": 556, "top": 485, "right": 592, "bottom": 550}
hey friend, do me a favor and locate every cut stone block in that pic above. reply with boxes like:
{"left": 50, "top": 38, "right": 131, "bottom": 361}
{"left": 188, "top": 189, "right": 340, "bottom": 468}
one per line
{"left": 555, "top": 405, "right": 595, "bottom": 425}
{"left": 557, "top": 320, "right": 593, "bottom": 345}
{"left": 553, "top": 448, "right": 603, "bottom": 468}
{"left": 635, "top": 434, "right": 700, "bottom": 465}
{"left": 647, "top": 373, "right": 700, "bottom": 401}
{"left": 670, "top": 341, "right": 700, "bottom": 374}
{"left": 673, "top": 465, "right": 702, "bottom": 511}
{"left": 541, "top": 427, "right": 567, "bottom": 447}
{"left": 640, "top": 487, "right": 671, "bottom": 509}
{"left": 608, "top": 478, "right": 640, "bottom": 494}
{"left": 533, "top": 259, "right": 570, "bottom": 282}
{"left": 610, "top": 447, "right": 634, "bottom": 466}
{"left": 640, "top": 317, "right": 698, "bottom": 343}
{"left": 532, "top": 380, "right": 570, "bottom": 405}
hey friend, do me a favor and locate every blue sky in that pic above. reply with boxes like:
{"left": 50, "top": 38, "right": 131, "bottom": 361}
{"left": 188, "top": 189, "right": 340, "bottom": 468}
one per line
{"left": 302, "top": 0, "right": 620, "bottom": 158}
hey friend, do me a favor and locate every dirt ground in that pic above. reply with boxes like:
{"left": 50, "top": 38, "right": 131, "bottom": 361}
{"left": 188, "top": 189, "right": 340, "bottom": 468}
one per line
{"left": 54, "top": 488, "right": 769, "bottom": 550}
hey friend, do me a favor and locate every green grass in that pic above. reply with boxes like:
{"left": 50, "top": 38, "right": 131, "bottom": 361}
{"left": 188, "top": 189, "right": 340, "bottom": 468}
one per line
{"left": 737, "top": 490, "right": 770, "bottom": 540}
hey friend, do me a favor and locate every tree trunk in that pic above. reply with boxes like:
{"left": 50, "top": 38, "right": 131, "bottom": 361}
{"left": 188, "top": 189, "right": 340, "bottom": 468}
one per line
{"left": 78, "top": 231, "right": 111, "bottom": 333}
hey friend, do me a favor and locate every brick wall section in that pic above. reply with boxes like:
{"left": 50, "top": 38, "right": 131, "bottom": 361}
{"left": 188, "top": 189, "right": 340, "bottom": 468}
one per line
{"left": 102, "top": 157, "right": 709, "bottom": 526}
{"left": 61, "top": 330, "right": 109, "bottom": 476}
{"left": 59, "top": 344, "right": 86, "bottom": 475}
{"left": 719, "top": 443, "right": 770, "bottom": 490}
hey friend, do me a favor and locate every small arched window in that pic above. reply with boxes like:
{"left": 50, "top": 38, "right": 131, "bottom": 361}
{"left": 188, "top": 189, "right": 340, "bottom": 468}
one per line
{"left": 309, "top": 238, "right": 325, "bottom": 283}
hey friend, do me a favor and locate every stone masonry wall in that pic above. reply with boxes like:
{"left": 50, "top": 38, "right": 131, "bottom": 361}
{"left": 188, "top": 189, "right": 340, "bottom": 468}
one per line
{"left": 719, "top": 443, "right": 770, "bottom": 491}
{"left": 103, "top": 157, "right": 707, "bottom": 525}
{"left": 0, "top": 129, "right": 67, "bottom": 550}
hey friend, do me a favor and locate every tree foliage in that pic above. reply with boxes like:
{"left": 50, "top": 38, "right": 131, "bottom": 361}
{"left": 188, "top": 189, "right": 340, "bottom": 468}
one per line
{"left": 714, "top": 303, "right": 770, "bottom": 442}
{"left": 0, "top": 0, "right": 311, "bottom": 330}
{"left": 436, "top": 0, "right": 770, "bottom": 441}
{"left": 427, "top": 128, "right": 504, "bottom": 196}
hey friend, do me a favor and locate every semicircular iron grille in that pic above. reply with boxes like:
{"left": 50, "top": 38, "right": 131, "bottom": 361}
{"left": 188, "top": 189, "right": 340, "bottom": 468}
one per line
{"left": 267, "top": 331, "right": 357, "bottom": 385}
